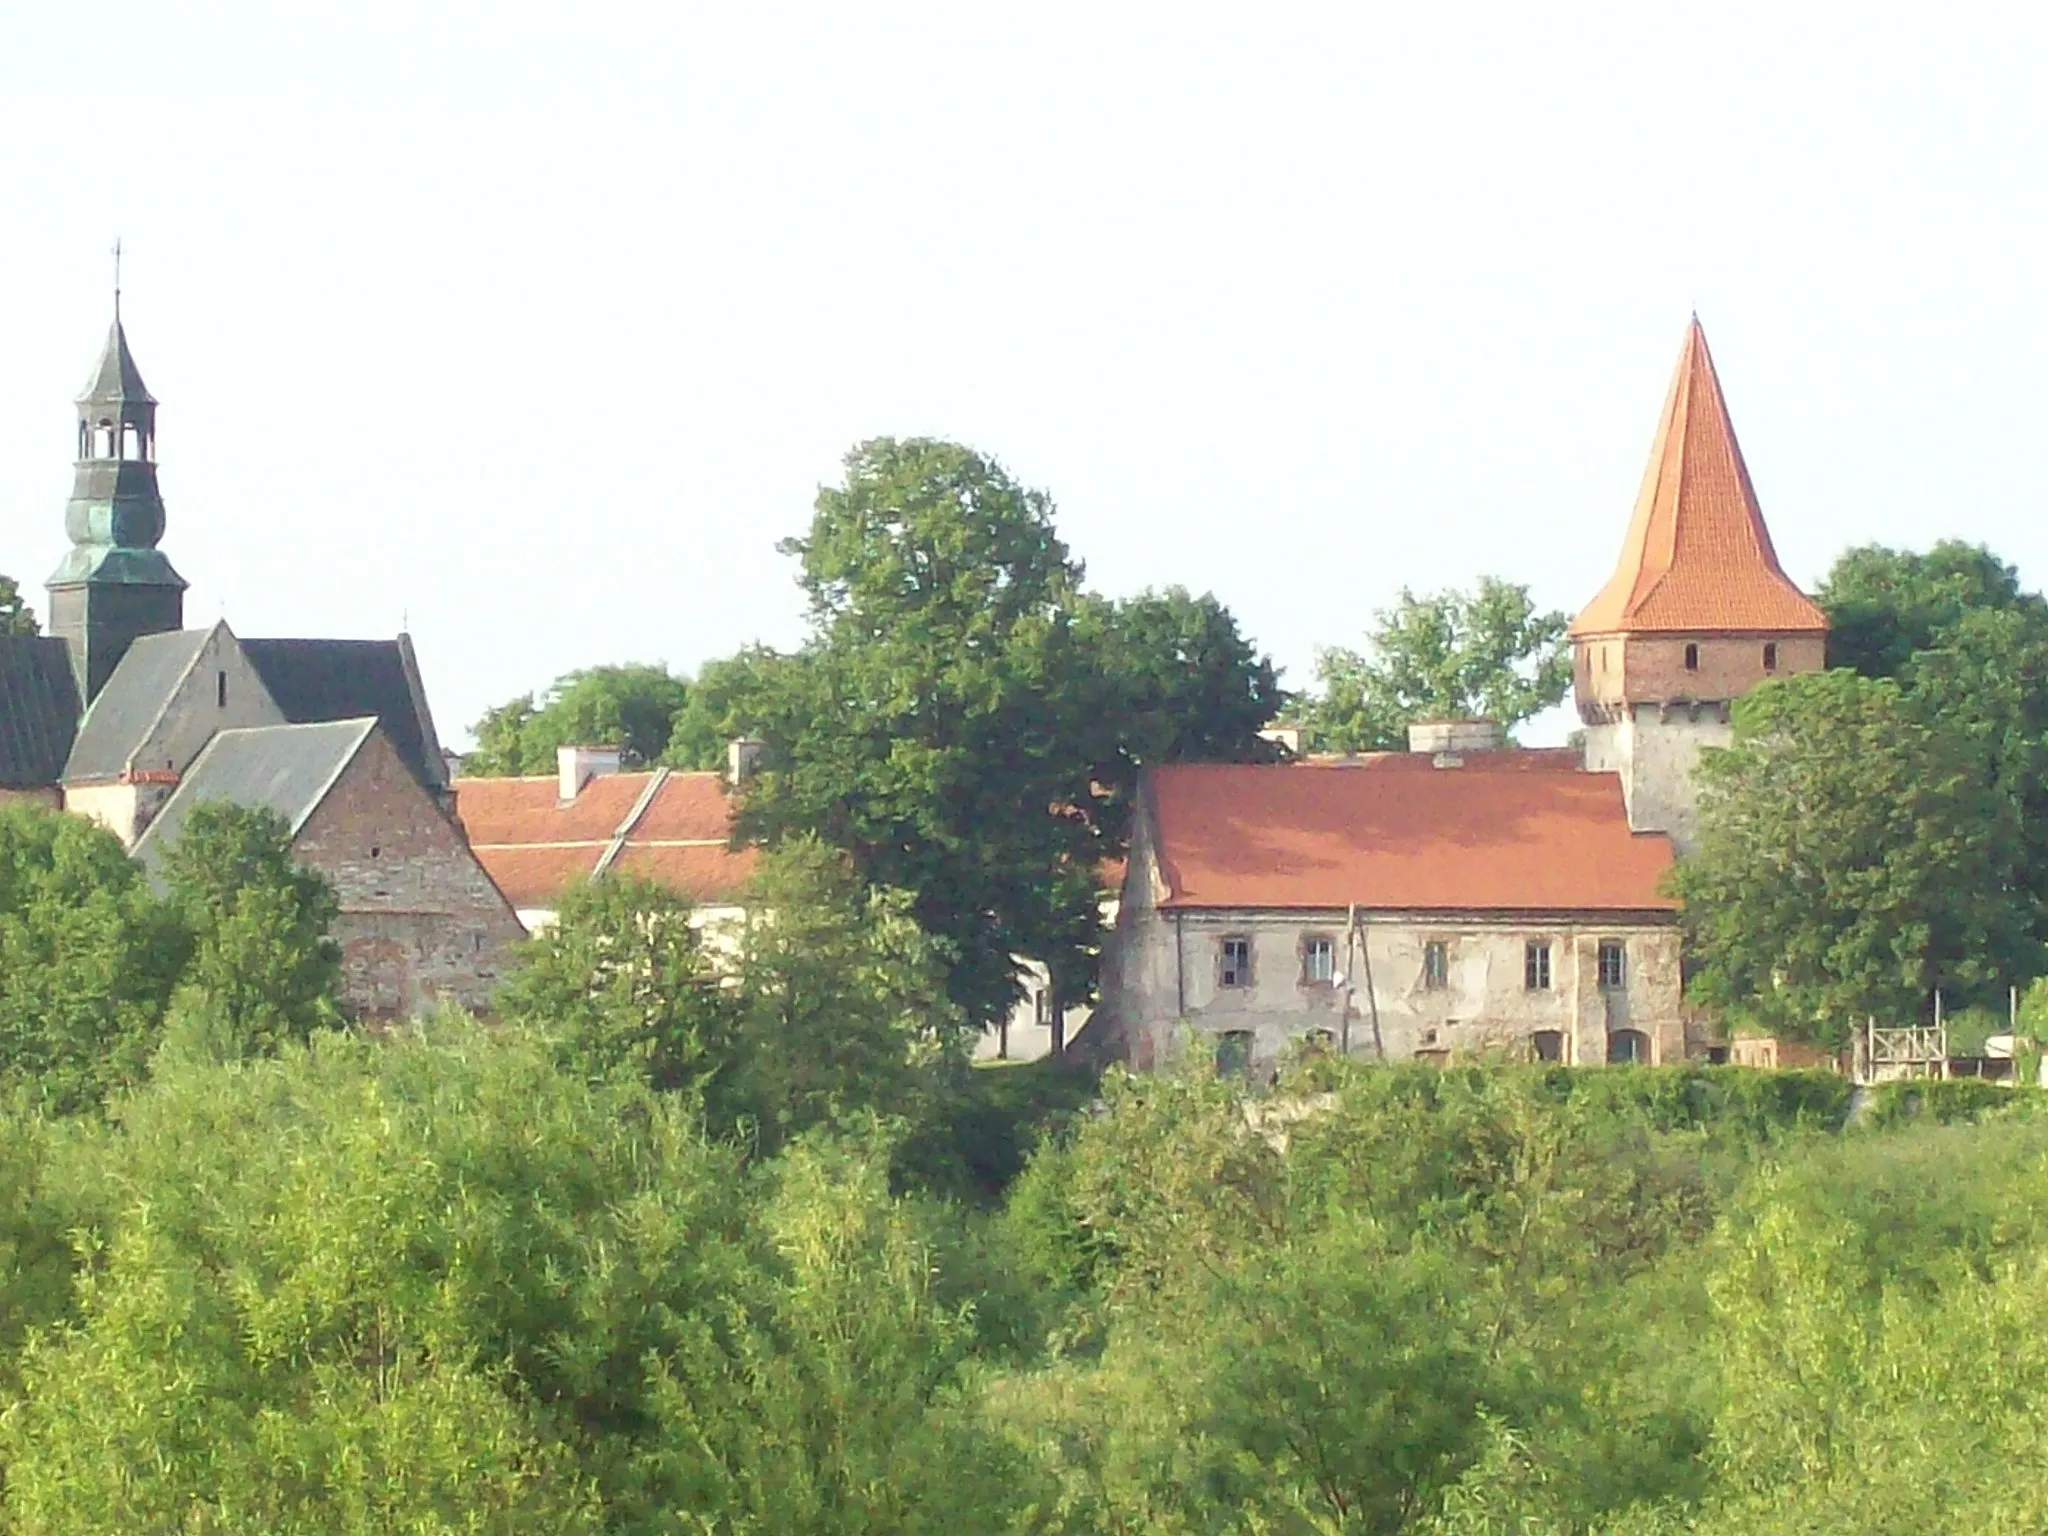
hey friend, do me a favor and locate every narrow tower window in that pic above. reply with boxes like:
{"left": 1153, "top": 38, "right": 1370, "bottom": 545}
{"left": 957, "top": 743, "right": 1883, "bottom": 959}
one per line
{"left": 1683, "top": 643, "right": 1699, "bottom": 671}
{"left": 216, "top": 670, "right": 228, "bottom": 708}
{"left": 1763, "top": 642, "right": 1778, "bottom": 671}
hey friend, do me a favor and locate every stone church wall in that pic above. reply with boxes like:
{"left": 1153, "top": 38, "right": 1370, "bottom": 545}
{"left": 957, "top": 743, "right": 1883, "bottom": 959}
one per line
{"left": 291, "top": 729, "right": 526, "bottom": 1018}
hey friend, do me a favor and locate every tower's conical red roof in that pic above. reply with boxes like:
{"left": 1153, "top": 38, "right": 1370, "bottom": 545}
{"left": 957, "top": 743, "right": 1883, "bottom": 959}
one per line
{"left": 1571, "top": 319, "right": 1826, "bottom": 636}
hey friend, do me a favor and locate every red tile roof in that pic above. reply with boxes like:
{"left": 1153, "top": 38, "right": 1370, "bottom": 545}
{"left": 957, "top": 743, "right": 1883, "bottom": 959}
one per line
{"left": 1571, "top": 319, "right": 1828, "bottom": 637}
{"left": 1146, "top": 757, "right": 1675, "bottom": 913}
{"left": 451, "top": 770, "right": 753, "bottom": 911}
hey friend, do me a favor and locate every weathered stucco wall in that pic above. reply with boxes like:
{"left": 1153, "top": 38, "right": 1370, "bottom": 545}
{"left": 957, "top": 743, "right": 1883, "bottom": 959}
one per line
{"left": 292, "top": 730, "right": 526, "bottom": 1017}
{"left": 63, "top": 778, "right": 179, "bottom": 850}
{"left": 1582, "top": 706, "right": 1735, "bottom": 853}
{"left": 1104, "top": 903, "right": 1683, "bottom": 1076}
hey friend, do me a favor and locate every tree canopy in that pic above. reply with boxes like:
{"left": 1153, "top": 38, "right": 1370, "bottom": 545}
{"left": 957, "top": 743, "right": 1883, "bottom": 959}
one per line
{"left": 0, "top": 573, "right": 37, "bottom": 636}
{"left": 465, "top": 664, "right": 692, "bottom": 775}
{"left": 1304, "top": 578, "right": 1571, "bottom": 751}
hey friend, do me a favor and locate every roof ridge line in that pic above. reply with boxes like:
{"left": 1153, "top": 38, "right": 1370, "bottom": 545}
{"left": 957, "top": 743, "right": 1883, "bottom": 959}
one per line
{"left": 592, "top": 765, "right": 671, "bottom": 880}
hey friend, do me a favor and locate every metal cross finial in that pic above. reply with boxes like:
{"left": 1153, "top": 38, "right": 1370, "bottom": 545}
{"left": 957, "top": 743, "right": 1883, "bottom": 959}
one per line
{"left": 112, "top": 238, "right": 122, "bottom": 321}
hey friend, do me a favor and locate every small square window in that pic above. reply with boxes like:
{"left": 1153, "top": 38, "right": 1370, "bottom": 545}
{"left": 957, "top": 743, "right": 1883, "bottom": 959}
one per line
{"left": 1683, "top": 643, "right": 1700, "bottom": 671}
{"left": 1762, "top": 642, "right": 1778, "bottom": 671}
{"left": 1301, "top": 935, "right": 1334, "bottom": 985}
{"left": 1422, "top": 939, "right": 1449, "bottom": 990}
{"left": 1598, "top": 940, "right": 1626, "bottom": 990}
{"left": 1219, "top": 937, "right": 1252, "bottom": 989}
{"left": 1524, "top": 940, "right": 1552, "bottom": 991}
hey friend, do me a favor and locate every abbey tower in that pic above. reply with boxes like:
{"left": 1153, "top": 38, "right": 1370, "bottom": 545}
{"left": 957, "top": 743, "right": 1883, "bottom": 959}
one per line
{"left": 1572, "top": 320, "right": 1829, "bottom": 852}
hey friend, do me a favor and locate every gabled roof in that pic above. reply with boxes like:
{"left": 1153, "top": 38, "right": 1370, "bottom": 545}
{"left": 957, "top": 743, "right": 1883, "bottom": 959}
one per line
{"left": 1144, "top": 757, "right": 1675, "bottom": 913}
{"left": 132, "top": 718, "right": 378, "bottom": 873}
{"left": 451, "top": 769, "right": 756, "bottom": 911}
{"left": 1571, "top": 319, "right": 1828, "bottom": 637}
{"left": 79, "top": 319, "right": 154, "bottom": 405}
{"left": 61, "top": 627, "right": 218, "bottom": 782}
{"left": 0, "top": 637, "right": 82, "bottom": 788}
{"left": 239, "top": 637, "right": 446, "bottom": 791}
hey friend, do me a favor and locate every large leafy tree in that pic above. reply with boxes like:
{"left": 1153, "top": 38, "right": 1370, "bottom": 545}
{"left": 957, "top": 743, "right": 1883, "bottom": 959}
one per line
{"left": 157, "top": 802, "right": 344, "bottom": 1055}
{"left": 0, "top": 804, "right": 183, "bottom": 1111}
{"left": 1818, "top": 540, "right": 2041, "bottom": 679}
{"left": 1670, "top": 670, "right": 2036, "bottom": 1043}
{"left": 736, "top": 439, "right": 1112, "bottom": 1027}
{"left": 1306, "top": 577, "right": 1570, "bottom": 752}
{"left": 0, "top": 574, "right": 37, "bottom": 636}
{"left": 465, "top": 663, "right": 691, "bottom": 774}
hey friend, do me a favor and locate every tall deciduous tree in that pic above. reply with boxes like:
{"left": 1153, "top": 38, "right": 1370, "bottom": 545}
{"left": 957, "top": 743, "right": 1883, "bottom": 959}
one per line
{"left": 1671, "top": 671, "right": 2036, "bottom": 1043}
{"left": 0, "top": 575, "right": 37, "bottom": 637}
{"left": 157, "top": 803, "right": 344, "bottom": 1054}
{"left": 0, "top": 804, "right": 182, "bottom": 1111}
{"left": 464, "top": 664, "right": 691, "bottom": 774}
{"left": 1306, "top": 577, "right": 1570, "bottom": 752}
{"left": 738, "top": 439, "right": 1109, "bottom": 1028}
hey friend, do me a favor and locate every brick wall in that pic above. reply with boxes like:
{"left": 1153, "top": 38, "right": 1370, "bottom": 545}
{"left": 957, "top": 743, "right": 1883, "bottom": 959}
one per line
{"left": 1576, "top": 632, "right": 1826, "bottom": 715}
{"left": 292, "top": 729, "right": 526, "bottom": 1018}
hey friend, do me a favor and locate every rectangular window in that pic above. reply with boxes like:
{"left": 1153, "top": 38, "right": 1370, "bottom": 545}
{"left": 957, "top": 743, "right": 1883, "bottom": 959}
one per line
{"left": 1301, "top": 935, "right": 1334, "bottom": 985}
{"left": 1422, "top": 939, "right": 1449, "bottom": 990}
{"left": 1598, "top": 940, "right": 1626, "bottom": 990}
{"left": 1683, "top": 642, "right": 1699, "bottom": 671}
{"left": 1762, "top": 642, "right": 1778, "bottom": 671}
{"left": 1524, "top": 940, "right": 1552, "bottom": 991}
{"left": 1216, "top": 1029, "right": 1253, "bottom": 1076}
{"left": 1219, "top": 936, "right": 1252, "bottom": 989}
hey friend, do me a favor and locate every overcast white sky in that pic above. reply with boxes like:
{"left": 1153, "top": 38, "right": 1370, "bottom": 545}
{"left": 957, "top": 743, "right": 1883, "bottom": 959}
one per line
{"left": 1, "top": 3, "right": 2042, "bottom": 746}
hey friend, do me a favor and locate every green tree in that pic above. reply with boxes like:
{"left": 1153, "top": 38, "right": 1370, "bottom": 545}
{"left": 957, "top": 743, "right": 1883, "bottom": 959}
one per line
{"left": 0, "top": 573, "right": 38, "bottom": 636}
{"left": 737, "top": 438, "right": 1110, "bottom": 1029}
{"left": 464, "top": 664, "right": 691, "bottom": 774}
{"left": 495, "top": 872, "right": 742, "bottom": 1103}
{"left": 728, "top": 836, "right": 961, "bottom": 1150}
{"left": 1817, "top": 540, "right": 2042, "bottom": 680}
{"left": 0, "top": 802, "right": 183, "bottom": 1112}
{"left": 662, "top": 646, "right": 793, "bottom": 771}
{"left": 1081, "top": 584, "right": 1287, "bottom": 788}
{"left": 157, "top": 802, "right": 344, "bottom": 1054}
{"left": 1306, "top": 577, "right": 1572, "bottom": 752}
{"left": 1671, "top": 670, "right": 2036, "bottom": 1042}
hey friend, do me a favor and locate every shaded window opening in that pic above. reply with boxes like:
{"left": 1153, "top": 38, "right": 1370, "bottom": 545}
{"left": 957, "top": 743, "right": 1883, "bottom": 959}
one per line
{"left": 1218, "top": 936, "right": 1252, "bottom": 989}
{"left": 121, "top": 423, "right": 141, "bottom": 460}
{"left": 1607, "top": 1029, "right": 1650, "bottom": 1065}
{"left": 1216, "top": 1029, "right": 1253, "bottom": 1077}
{"left": 1300, "top": 935, "right": 1334, "bottom": 985}
{"left": 1683, "top": 642, "right": 1700, "bottom": 671}
{"left": 1763, "top": 642, "right": 1778, "bottom": 671}
{"left": 1422, "top": 939, "right": 1449, "bottom": 990}
{"left": 1524, "top": 940, "right": 1552, "bottom": 991}
{"left": 94, "top": 420, "right": 115, "bottom": 458}
{"left": 1598, "top": 940, "right": 1626, "bottom": 991}
{"left": 215, "top": 670, "right": 228, "bottom": 709}
{"left": 1533, "top": 1029, "right": 1565, "bottom": 1063}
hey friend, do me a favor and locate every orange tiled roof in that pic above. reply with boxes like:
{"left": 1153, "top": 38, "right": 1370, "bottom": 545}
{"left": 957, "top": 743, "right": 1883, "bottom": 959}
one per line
{"left": 1146, "top": 757, "right": 1675, "bottom": 913}
{"left": 451, "top": 770, "right": 753, "bottom": 911}
{"left": 1571, "top": 319, "right": 1828, "bottom": 637}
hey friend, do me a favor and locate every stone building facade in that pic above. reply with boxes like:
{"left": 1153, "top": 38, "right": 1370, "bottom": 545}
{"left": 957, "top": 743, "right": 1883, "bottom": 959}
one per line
{"left": 0, "top": 311, "right": 517, "bottom": 1020}
{"left": 1099, "top": 747, "right": 1682, "bottom": 1074}
{"left": 134, "top": 720, "right": 525, "bottom": 1018}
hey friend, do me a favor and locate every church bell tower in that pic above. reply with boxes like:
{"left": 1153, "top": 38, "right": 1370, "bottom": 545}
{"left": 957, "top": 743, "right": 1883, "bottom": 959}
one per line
{"left": 45, "top": 308, "right": 187, "bottom": 702}
{"left": 1571, "top": 319, "right": 1829, "bottom": 852}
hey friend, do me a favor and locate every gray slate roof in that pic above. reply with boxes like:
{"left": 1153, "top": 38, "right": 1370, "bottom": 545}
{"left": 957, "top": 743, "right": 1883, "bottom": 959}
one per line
{"left": 240, "top": 638, "right": 446, "bottom": 792}
{"left": 0, "top": 636, "right": 82, "bottom": 788}
{"left": 61, "top": 628, "right": 213, "bottom": 782}
{"left": 80, "top": 319, "right": 153, "bottom": 404}
{"left": 132, "top": 718, "right": 377, "bottom": 874}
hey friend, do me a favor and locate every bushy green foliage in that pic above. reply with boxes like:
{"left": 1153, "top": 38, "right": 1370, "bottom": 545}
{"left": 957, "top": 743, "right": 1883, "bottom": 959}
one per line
{"left": 466, "top": 663, "right": 692, "bottom": 775}
{"left": 1305, "top": 578, "right": 1571, "bottom": 752}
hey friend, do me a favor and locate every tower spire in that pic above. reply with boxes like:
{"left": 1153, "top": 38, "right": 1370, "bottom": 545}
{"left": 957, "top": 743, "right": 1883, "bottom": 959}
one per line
{"left": 44, "top": 305, "right": 186, "bottom": 701}
{"left": 112, "top": 237, "right": 121, "bottom": 323}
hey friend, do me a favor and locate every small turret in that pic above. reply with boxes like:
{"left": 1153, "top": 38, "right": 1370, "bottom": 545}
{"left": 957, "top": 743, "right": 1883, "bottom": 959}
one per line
{"left": 45, "top": 310, "right": 188, "bottom": 701}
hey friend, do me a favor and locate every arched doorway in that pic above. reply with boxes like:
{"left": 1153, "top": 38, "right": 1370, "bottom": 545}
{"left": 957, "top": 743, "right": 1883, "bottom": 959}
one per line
{"left": 1606, "top": 1029, "right": 1650, "bottom": 1065}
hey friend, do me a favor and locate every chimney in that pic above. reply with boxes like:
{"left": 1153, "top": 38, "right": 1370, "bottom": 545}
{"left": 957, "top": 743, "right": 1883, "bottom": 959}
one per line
{"left": 726, "top": 738, "right": 765, "bottom": 786}
{"left": 558, "top": 743, "right": 623, "bottom": 801}
{"left": 1406, "top": 719, "right": 1503, "bottom": 765}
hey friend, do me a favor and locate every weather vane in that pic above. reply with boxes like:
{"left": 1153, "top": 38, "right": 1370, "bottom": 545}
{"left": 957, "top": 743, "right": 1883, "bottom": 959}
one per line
{"left": 112, "top": 237, "right": 123, "bottom": 320}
